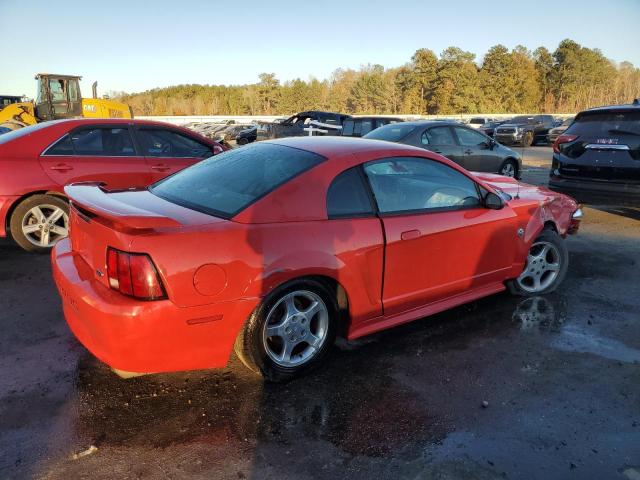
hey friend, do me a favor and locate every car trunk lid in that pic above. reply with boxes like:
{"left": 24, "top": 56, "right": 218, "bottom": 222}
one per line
{"left": 65, "top": 184, "right": 222, "bottom": 290}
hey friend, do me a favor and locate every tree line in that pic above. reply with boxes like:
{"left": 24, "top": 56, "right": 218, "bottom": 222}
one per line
{"left": 119, "top": 39, "right": 640, "bottom": 116}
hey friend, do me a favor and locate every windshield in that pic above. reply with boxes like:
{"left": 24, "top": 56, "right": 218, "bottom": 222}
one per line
{"left": 509, "top": 116, "right": 536, "bottom": 124}
{"left": 150, "top": 143, "right": 325, "bottom": 218}
{"left": 364, "top": 123, "right": 416, "bottom": 142}
{"left": 567, "top": 111, "right": 640, "bottom": 136}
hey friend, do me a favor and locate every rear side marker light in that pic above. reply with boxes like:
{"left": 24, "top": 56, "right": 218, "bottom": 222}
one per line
{"left": 106, "top": 248, "right": 167, "bottom": 300}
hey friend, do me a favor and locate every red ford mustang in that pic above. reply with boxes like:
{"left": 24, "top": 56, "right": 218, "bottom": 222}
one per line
{"left": 0, "top": 118, "right": 226, "bottom": 252}
{"left": 52, "top": 137, "right": 582, "bottom": 381}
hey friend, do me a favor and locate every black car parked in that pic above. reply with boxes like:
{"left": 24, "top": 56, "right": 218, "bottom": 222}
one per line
{"left": 364, "top": 121, "right": 522, "bottom": 178}
{"left": 341, "top": 116, "right": 403, "bottom": 137}
{"left": 236, "top": 125, "right": 257, "bottom": 145}
{"left": 494, "top": 114, "right": 555, "bottom": 146}
{"left": 549, "top": 100, "right": 640, "bottom": 202}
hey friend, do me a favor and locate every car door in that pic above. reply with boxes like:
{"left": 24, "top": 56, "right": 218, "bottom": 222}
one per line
{"left": 419, "top": 126, "right": 464, "bottom": 166}
{"left": 363, "top": 156, "right": 518, "bottom": 316}
{"left": 39, "top": 125, "right": 153, "bottom": 190}
{"left": 452, "top": 126, "right": 500, "bottom": 173}
{"left": 134, "top": 126, "right": 215, "bottom": 182}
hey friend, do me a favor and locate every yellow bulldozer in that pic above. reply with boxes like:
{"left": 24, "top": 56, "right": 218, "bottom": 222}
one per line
{"left": 0, "top": 73, "right": 132, "bottom": 131}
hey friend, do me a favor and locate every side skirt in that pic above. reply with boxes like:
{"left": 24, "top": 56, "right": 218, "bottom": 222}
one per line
{"left": 347, "top": 282, "right": 506, "bottom": 340}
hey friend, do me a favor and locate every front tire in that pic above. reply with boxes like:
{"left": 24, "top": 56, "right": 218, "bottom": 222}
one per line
{"left": 508, "top": 229, "right": 568, "bottom": 296}
{"left": 522, "top": 131, "right": 533, "bottom": 147}
{"left": 9, "top": 194, "right": 69, "bottom": 253}
{"left": 234, "top": 279, "right": 338, "bottom": 382}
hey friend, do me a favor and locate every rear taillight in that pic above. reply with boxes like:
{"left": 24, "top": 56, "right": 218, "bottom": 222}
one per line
{"left": 553, "top": 134, "right": 578, "bottom": 153}
{"left": 106, "top": 248, "right": 167, "bottom": 300}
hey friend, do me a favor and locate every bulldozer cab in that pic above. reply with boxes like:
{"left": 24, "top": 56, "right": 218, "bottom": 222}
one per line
{"left": 35, "top": 74, "right": 82, "bottom": 121}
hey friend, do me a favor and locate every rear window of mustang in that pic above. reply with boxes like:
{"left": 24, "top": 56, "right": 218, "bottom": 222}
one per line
{"left": 150, "top": 142, "right": 325, "bottom": 218}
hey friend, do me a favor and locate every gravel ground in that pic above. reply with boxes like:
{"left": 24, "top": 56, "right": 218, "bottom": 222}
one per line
{"left": 1, "top": 146, "right": 639, "bottom": 480}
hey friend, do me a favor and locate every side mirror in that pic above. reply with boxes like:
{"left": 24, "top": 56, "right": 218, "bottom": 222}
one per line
{"left": 484, "top": 191, "right": 504, "bottom": 210}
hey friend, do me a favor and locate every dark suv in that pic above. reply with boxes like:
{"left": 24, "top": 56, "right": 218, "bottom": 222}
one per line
{"left": 341, "top": 116, "right": 403, "bottom": 137}
{"left": 549, "top": 100, "right": 640, "bottom": 202}
{"left": 494, "top": 115, "right": 555, "bottom": 146}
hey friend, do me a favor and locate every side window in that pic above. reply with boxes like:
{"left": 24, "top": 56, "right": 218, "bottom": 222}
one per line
{"left": 327, "top": 167, "right": 374, "bottom": 219}
{"left": 363, "top": 157, "right": 480, "bottom": 214}
{"left": 137, "top": 129, "right": 212, "bottom": 158}
{"left": 49, "top": 79, "right": 65, "bottom": 102}
{"left": 360, "top": 120, "right": 374, "bottom": 136}
{"left": 45, "top": 134, "right": 74, "bottom": 155}
{"left": 69, "top": 127, "right": 135, "bottom": 156}
{"left": 453, "top": 126, "right": 488, "bottom": 146}
{"left": 422, "top": 126, "right": 456, "bottom": 146}
{"left": 342, "top": 120, "right": 355, "bottom": 136}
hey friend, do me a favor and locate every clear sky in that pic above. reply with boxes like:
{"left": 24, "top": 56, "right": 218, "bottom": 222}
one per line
{"left": 1, "top": 0, "right": 639, "bottom": 97}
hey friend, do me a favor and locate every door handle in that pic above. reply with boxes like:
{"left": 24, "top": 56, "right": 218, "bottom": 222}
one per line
{"left": 151, "top": 164, "right": 170, "bottom": 171}
{"left": 464, "top": 149, "right": 473, "bottom": 154}
{"left": 401, "top": 229, "right": 421, "bottom": 240}
{"left": 433, "top": 149, "right": 443, "bottom": 154}
{"left": 50, "top": 163, "right": 73, "bottom": 172}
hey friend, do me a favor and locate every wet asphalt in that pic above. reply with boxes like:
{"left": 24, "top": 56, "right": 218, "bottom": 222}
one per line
{"left": 1, "top": 146, "right": 639, "bottom": 479}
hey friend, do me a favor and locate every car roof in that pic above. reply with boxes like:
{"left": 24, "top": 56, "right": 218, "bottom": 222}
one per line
{"left": 264, "top": 135, "right": 432, "bottom": 158}
{"left": 579, "top": 101, "right": 640, "bottom": 115}
{"left": 42, "top": 118, "right": 189, "bottom": 129}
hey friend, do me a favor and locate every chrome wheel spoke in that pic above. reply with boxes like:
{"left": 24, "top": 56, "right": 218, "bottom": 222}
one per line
{"left": 49, "top": 225, "right": 68, "bottom": 236}
{"left": 47, "top": 208, "right": 65, "bottom": 223}
{"left": 40, "top": 230, "right": 50, "bottom": 246}
{"left": 266, "top": 324, "right": 283, "bottom": 338}
{"left": 29, "top": 206, "right": 45, "bottom": 223}
{"left": 279, "top": 339, "right": 295, "bottom": 363}
{"left": 22, "top": 224, "right": 40, "bottom": 234}
{"left": 302, "top": 300, "right": 321, "bottom": 319}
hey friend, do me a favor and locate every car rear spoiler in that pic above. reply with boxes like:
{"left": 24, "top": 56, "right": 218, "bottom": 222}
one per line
{"left": 64, "top": 183, "right": 182, "bottom": 230}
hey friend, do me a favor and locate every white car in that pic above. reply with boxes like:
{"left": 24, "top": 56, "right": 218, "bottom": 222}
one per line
{"left": 467, "top": 117, "right": 494, "bottom": 129}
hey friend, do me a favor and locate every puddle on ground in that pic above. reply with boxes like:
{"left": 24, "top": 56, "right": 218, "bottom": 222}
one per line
{"left": 552, "top": 324, "right": 640, "bottom": 364}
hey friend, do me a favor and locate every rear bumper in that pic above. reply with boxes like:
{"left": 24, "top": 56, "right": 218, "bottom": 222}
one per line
{"left": 0, "top": 195, "right": 19, "bottom": 237}
{"left": 52, "top": 239, "right": 259, "bottom": 374}
{"left": 549, "top": 176, "right": 640, "bottom": 203}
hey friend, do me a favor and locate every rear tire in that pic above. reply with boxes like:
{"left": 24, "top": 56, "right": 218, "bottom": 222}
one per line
{"left": 499, "top": 159, "right": 518, "bottom": 178}
{"left": 507, "top": 229, "right": 568, "bottom": 296}
{"left": 233, "top": 279, "right": 338, "bottom": 382}
{"left": 522, "top": 131, "right": 533, "bottom": 147}
{"left": 237, "top": 137, "right": 248, "bottom": 146}
{"left": 9, "top": 194, "right": 69, "bottom": 253}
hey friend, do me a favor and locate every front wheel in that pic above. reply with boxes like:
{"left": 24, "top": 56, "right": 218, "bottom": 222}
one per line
{"left": 508, "top": 229, "right": 568, "bottom": 296}
{"left": 9, "top": 194, "right": 69, "bottom": 253}
{"left": 234, "top": 279, "right": 338, "bottom": 382}
{"left": 522, "top": 131, "right": 533, "bottom": 147}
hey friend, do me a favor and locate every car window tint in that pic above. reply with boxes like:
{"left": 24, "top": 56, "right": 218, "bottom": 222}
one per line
{"left": 46, "top": 134, "right": 74, "bottom": 155}
{"left": 360, "top": 120, "right": 374, "bottom": 136}
{"left": 423, "top": 126, "right": 455, "bottom": 145}
{"left": 454, "top": 126, "right": 487, "bottom": 146}
{"left": 151, "top": 143, "right": 324, "bottom": 218}
{"left": 364, "top": 157, "right": 480, "bottom": 213}
{"left": 342, "top": 120, "right": 355, "bottom": 136}
{"left": 137, "top": 129, "right": 212, "bottom": 158}
{"left": 567, "top": 111, "right": 640, "bottom": 136}
{"left": 327, "top": 167, "right": 374, "bottom": 218}
{"left": 364, "top": 123, "right": 415, "bottom": 142}
{"left": 70, "top": 128, "right": 135, "bottom": 156}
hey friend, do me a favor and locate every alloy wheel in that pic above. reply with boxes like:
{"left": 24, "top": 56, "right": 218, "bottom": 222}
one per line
{"left": 516, "top": 241, "right": 561, "bottom": 293}
{"left": 21, "top": 204, "right": 69, "bottom": 248}
{"left": 262, "top": 290, "right": 329, "bottom": 367}
{"left": 500, "top": 162, "right": 516, "bottom": 177}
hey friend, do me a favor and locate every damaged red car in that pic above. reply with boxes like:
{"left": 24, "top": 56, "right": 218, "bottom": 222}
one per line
{"left": 52, "top": 137, "right": 582, "bottom": 381}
